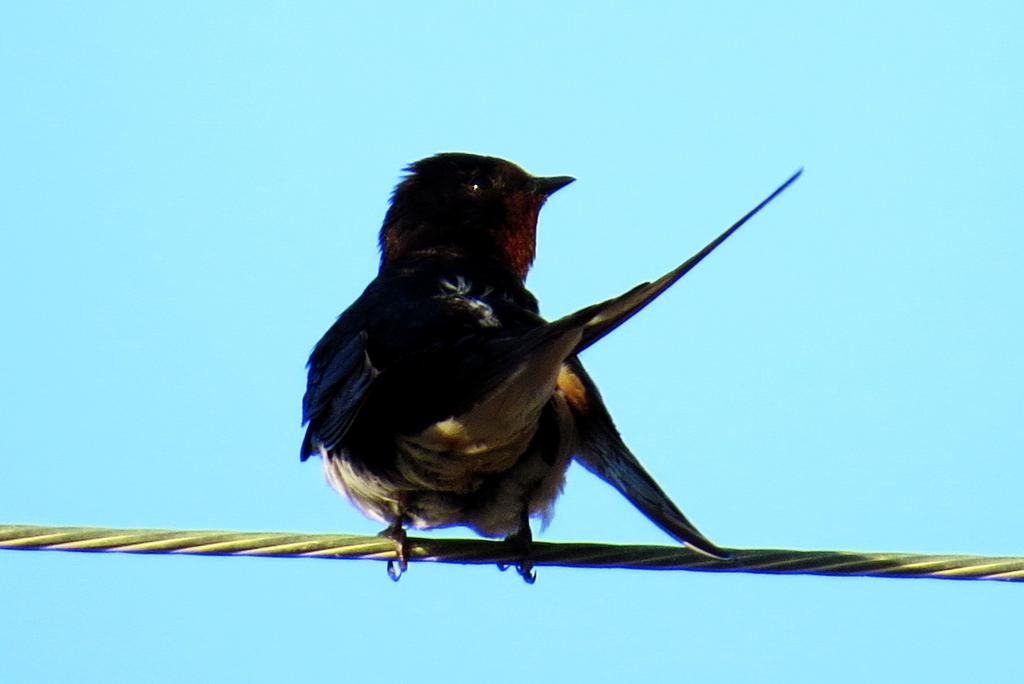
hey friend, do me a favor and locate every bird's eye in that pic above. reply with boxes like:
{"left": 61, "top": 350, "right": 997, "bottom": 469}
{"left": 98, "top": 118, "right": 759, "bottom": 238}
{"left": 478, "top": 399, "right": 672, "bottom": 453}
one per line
{"left": 467, "top": 176, "right": 492, "bottom": 193}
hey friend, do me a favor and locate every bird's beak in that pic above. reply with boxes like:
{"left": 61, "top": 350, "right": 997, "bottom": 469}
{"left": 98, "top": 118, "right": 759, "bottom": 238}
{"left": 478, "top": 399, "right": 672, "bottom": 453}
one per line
{"left": 529, "top": 175, "right": 576, "bottom": 197}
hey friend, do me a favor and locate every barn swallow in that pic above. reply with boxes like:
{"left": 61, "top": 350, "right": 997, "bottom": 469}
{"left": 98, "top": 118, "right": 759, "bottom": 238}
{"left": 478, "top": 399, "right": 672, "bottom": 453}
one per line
{"left": 301, "top": 153, "right": 800, "bottom": 581}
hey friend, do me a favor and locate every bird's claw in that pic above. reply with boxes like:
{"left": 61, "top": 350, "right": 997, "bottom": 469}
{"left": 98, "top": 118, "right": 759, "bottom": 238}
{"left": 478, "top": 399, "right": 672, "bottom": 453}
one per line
{"left": 386, "top": 558, "right": 407, "bottom": 581}
{"left": 516, "top": 561, "right": 537, "bottom": 584}
{"left": 497, "top": 558, "right": 536, "bottom": 583}
{"left": 380, "top": 518, "right": 410, "bottom": 582}
{"left": 500, "top": 513, "right": 536, "bottom": 584}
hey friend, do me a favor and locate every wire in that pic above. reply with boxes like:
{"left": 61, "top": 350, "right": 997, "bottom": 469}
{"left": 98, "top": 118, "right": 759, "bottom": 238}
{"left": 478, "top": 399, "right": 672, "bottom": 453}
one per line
{"left": 2, "top": 524, "right": 1020, "bottom": 582}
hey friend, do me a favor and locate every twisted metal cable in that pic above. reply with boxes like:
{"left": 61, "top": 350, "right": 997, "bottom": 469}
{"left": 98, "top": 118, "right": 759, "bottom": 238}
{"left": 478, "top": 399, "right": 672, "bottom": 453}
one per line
{"left": 2, "top": 524, "right": 1021, "bottom": 582}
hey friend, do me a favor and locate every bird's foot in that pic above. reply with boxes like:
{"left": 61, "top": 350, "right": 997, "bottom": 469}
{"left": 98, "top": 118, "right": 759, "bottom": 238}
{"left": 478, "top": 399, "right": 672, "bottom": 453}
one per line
{"left": 499, "top": 514, "right": 536, "bottom": 584}
{"left": 379, "top": 518, "right": 409, "bottom": 582}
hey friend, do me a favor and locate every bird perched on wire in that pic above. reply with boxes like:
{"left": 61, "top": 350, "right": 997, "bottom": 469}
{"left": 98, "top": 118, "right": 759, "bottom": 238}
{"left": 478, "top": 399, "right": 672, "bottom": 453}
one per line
{"left": 301, "top": 152, "right": 800, "bottom": 581}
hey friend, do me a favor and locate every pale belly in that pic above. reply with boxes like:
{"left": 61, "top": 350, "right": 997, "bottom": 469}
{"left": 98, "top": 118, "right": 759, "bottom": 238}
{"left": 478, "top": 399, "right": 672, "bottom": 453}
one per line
{"left": 321, "top": 393, "right": 576, "bottom": 537}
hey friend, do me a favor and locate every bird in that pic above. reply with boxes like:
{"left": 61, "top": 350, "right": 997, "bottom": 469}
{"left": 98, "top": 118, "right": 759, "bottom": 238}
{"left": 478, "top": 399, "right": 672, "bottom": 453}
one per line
{"left": 300, "top": 152, "right": 800, "bottom": 581}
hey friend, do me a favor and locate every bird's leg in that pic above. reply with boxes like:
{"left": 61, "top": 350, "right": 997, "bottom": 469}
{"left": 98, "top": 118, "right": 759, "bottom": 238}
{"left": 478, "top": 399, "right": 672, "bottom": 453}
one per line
{"left": 500, "top": 508, "right": 536, "bottom": 584}
{"left": 379, "top": 515, "right": 409, "bottom": 581}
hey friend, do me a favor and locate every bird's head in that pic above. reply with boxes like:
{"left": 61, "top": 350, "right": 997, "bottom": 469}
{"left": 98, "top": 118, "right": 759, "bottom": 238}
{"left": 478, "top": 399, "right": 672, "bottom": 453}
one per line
{"left": 379, "top": 153, "right": 574, "bottom": 279}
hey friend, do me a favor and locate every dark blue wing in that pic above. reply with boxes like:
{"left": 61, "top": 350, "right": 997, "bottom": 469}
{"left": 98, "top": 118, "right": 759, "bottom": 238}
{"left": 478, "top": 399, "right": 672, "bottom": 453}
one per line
{"left": 301, "top": 329, "right": 378, "bottom": 460}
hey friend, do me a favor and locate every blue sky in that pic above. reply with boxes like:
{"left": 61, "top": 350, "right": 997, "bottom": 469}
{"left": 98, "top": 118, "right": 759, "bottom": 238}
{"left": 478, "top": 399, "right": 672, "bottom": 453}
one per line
{"left": 2, "top": 2, "right": 1022, "bottom": 681}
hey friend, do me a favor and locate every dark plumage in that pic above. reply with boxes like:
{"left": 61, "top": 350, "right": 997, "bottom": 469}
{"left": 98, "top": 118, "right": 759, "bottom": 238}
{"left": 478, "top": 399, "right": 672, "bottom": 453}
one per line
{"left": 301, "top": 152, "right": 800, "bottom": 580}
